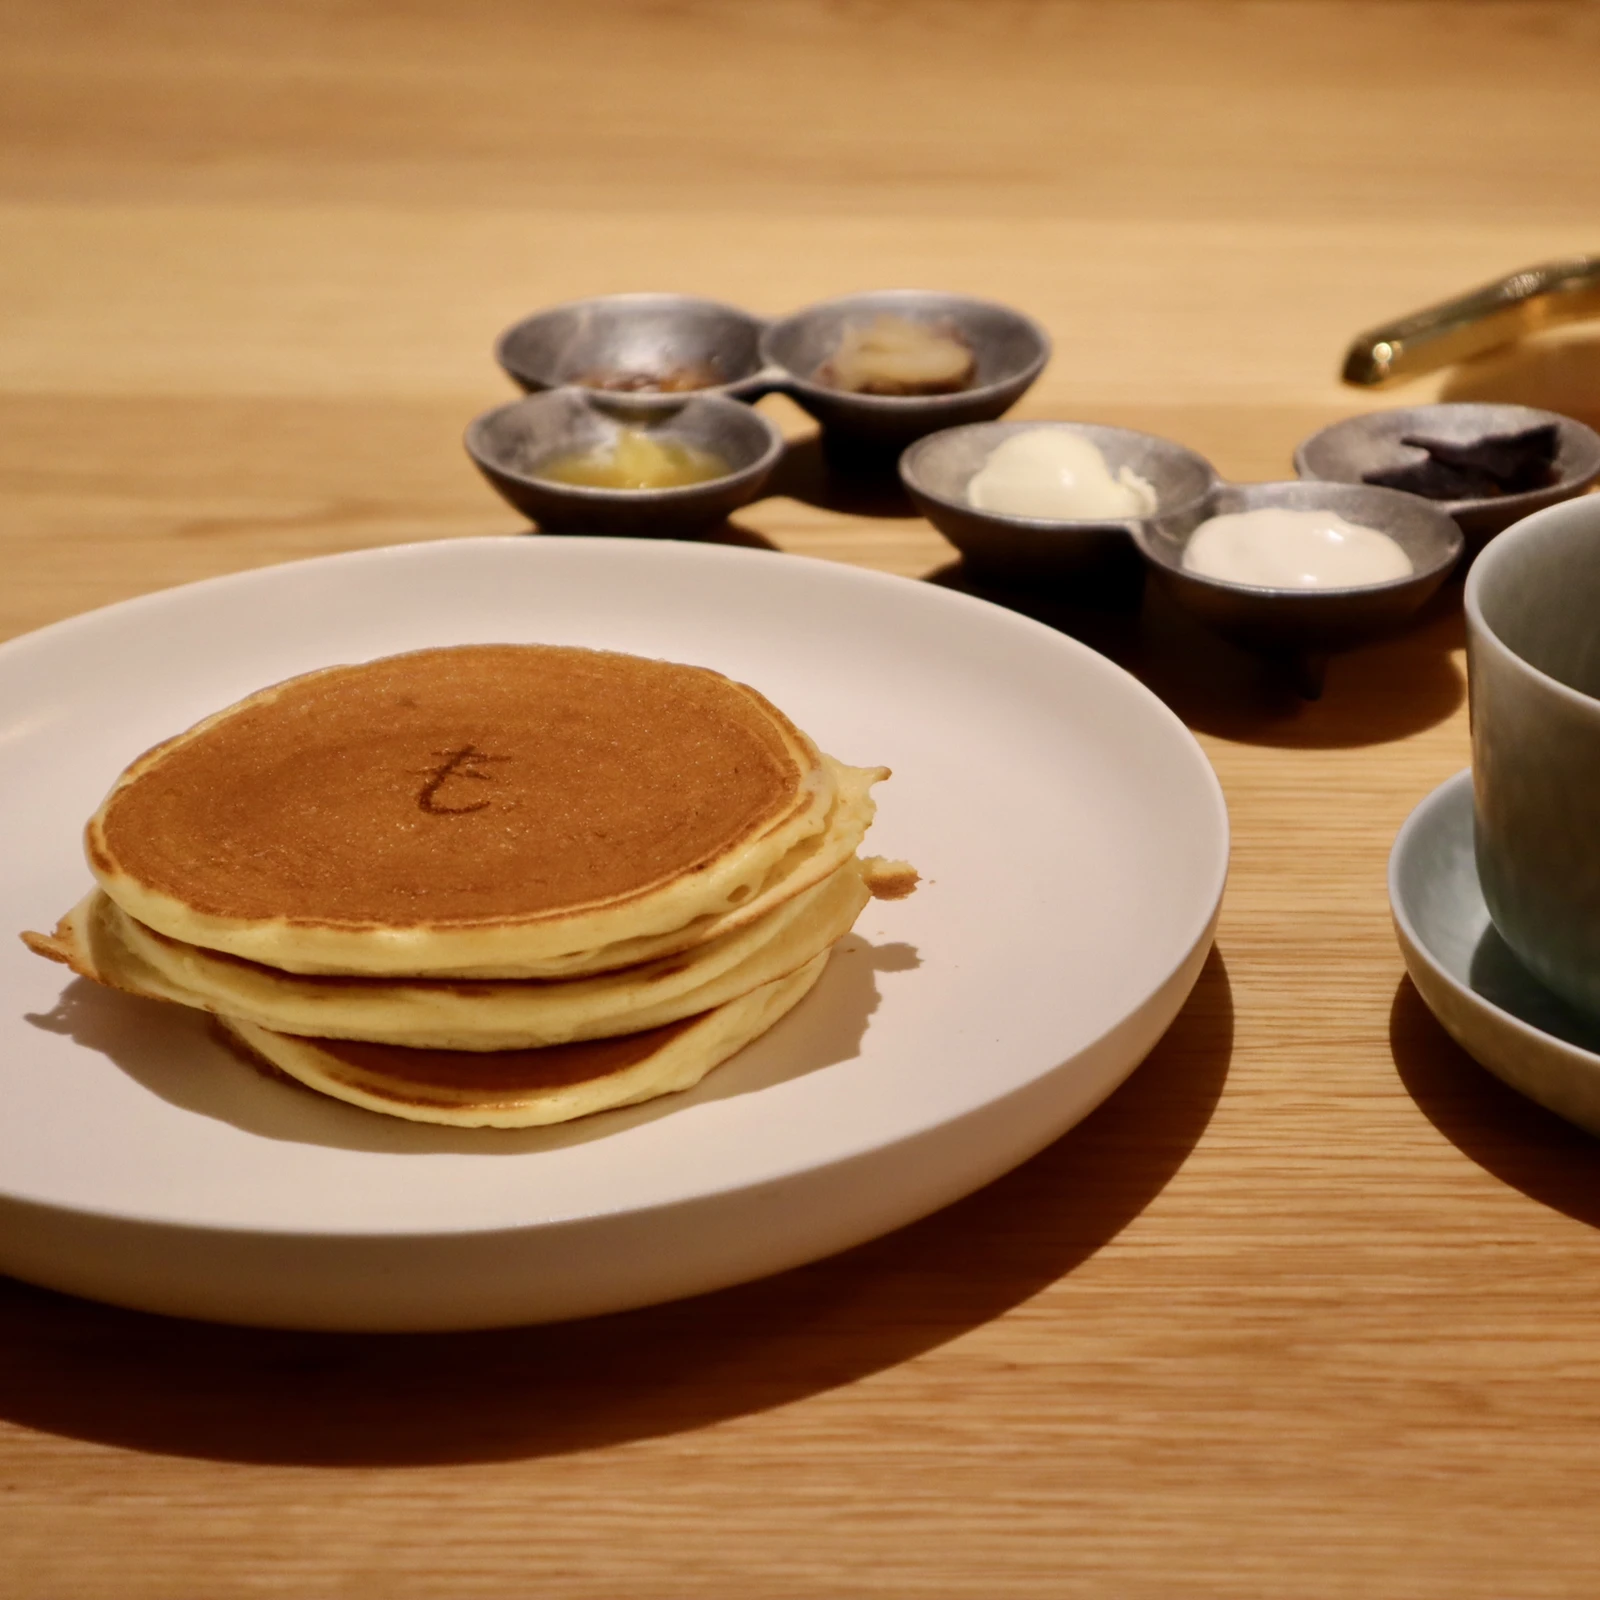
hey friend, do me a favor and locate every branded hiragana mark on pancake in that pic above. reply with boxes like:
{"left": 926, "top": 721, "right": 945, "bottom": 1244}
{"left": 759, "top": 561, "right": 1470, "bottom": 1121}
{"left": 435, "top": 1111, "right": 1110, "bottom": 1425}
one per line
{"left": 414, "top": 745, "right": 510, "bottom": 815}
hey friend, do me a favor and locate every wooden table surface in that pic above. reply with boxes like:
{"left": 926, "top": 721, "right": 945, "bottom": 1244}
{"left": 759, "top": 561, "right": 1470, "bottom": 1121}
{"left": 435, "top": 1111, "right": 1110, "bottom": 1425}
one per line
{"left": 6, "top": 3, "right": 1600, "bottom": 1594}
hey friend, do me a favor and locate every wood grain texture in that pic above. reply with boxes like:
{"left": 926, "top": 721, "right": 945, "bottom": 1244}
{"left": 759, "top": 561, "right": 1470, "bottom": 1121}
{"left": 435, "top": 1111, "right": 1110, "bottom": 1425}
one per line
{"left": 4, "top": 2, "right": 1600, "bottom": 1595}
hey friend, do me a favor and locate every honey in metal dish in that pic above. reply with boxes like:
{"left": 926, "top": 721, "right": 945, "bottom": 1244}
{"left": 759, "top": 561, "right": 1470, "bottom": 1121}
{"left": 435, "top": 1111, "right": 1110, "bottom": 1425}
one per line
{"left": 534, "top": 429, "right": 730, "bottom": 491}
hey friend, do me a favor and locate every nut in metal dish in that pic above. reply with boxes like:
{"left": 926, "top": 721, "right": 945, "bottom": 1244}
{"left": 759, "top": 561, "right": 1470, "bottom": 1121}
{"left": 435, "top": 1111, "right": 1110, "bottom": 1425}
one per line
{"left": 764, "top": 290, "right": 1050, "bottom": 451}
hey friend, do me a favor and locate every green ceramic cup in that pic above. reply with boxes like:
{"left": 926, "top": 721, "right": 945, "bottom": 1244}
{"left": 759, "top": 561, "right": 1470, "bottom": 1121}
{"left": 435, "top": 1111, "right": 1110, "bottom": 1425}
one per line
{"left": 1467, "top": 492, "right": 1600, "bottom": 1016}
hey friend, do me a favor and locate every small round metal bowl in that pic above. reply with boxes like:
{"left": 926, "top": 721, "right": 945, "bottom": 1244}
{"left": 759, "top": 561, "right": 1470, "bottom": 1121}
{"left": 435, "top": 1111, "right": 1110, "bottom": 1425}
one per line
{"left": 763, "top": 290, "right": 1050, "bottom": 451}
{"left": 494, "top": 293, "right": 770, "bottom": 404}
{"left": 899, "top": 421, "right": 1217, "bottom": 580}
{"left": 464, "top": 389, "right": 785, "bottom": 536}
{"left": 1294, "top": 402, "right": 1600, "bottom": 547}
{"left": 1134, "top": 480, "right": 1463, "bottom": 660}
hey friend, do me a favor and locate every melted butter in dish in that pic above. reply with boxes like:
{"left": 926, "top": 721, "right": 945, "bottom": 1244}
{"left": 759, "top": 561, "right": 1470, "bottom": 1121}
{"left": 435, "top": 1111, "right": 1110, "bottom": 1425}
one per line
{"left": 966, "top": 430, "right": 1158, "bottom": 520}
{"left": 1182, "top": 507, "right": 1414, "bottom": 589}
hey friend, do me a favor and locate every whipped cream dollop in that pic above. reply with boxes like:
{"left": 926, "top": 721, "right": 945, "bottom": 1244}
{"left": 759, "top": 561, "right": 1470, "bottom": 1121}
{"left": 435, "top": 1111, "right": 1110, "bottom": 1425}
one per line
{"left": 966, "top": 429, "right": 1158, "bottom": 520}
{"left": 1181, "top": 507, "right": 1413, "bottom": 589}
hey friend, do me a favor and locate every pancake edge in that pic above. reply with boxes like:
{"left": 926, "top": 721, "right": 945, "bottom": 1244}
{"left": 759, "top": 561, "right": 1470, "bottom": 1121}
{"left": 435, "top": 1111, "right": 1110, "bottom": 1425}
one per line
{"left": 217, "top": 952, "right": 831, "bottom": 1128}
{"left": 81, "top": 857, "right": 871, "bottom": 1049}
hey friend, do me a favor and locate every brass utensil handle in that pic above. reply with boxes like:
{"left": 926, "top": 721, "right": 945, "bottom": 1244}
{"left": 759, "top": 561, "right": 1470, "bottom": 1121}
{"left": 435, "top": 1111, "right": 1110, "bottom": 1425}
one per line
{"left": 1341, "top": 255, "right": 1600, "bottom": 387}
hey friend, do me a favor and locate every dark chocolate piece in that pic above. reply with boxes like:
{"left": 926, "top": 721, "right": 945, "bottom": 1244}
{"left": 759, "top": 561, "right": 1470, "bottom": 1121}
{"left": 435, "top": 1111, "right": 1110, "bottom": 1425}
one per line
{"left": 1399, "top": 423, "right": 1559, "bottom": 492}
{"left": 1363, "top": 421, "right": 1563, "bottom": 500}
{"left": 1363, "top": 457, "right": 1504, "bottom": 500}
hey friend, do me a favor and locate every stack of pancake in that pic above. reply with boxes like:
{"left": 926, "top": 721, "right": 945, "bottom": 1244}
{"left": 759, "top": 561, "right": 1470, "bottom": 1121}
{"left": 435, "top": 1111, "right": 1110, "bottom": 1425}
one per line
{"left": 23, "top": 644, "right": 914, "bottom": 1127}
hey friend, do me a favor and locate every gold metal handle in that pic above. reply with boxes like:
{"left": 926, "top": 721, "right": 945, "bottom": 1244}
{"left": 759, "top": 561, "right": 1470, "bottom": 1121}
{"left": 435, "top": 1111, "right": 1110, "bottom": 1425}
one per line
{"left": 1341, "top": 255, "right": 1600, "bottom": 387}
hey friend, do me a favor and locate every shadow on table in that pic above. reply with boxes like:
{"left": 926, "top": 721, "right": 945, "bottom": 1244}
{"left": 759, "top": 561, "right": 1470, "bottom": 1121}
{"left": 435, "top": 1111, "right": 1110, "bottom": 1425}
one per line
{"left": 932, "top": 561, "right": 1466, "bottom": 750}
{"left": 760, "top": 432, "right": 915, "bottom": 519}
{"left": 0, "top": 950, "right": 1233, "bottom": 1467}
{"left": 1389, "top": 976, "right": 1600, "bottom": 1226}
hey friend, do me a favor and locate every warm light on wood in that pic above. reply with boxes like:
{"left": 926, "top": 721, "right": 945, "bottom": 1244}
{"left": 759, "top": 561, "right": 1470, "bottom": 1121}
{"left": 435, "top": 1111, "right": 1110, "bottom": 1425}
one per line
{"left": 5, "top": 2, "right": 1600, "bottom": 1594}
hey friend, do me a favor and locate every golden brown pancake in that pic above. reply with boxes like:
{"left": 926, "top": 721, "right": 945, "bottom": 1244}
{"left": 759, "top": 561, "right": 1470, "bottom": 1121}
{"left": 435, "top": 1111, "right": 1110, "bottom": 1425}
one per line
{"left": 24, "top": 643, "right": 916, "bottom": 1128}
{"left": 86, "top": 645, "right": 837, "bottom": 976}
{"left": 495, "top": 756, "right": 885, "bottom": 979}
{"left": 216, "top": 953, "right": 829, "bottom": 1128}
{"left": 36, "top": 860, "right": 868, "bottom": 1049}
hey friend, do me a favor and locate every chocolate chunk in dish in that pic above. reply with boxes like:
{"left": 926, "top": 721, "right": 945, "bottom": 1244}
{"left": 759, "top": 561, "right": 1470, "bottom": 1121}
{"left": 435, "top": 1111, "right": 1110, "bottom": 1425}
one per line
{"left": 1363, "top": 456, "right": 1504, "bottom": 500}
{"left": 1364, "top": 422, "right": 1562, "bottom": 500}
{"left": 1399, "top": 423, "right": 1561, "bottom": 494}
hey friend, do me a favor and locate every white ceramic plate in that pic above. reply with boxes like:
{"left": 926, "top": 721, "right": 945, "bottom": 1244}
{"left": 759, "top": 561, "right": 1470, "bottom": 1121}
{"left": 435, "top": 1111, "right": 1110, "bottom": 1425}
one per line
{"left": 0, "top": 538, "right": 1228, "bottom": 1330}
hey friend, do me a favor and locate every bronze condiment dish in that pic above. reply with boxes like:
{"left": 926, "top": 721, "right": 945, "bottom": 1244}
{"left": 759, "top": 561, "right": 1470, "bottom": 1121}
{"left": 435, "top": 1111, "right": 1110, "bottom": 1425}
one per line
{"left": 1294, "top": 402, "right": 1600, "bottom": 547}
{"left": 1133, "top": 480, "right": 1462, "bottom": 663}
{"left": 764, "top": 290, "right": 1050, "bottom": 450}
{"left": 899, "top": 420, "right": 1217, "bottom": 579}
{"left": 464, "top": 389, "right": 785, "bottom": 535}
{"left": 495, "top": 293, "right": 771, "bottom": 404}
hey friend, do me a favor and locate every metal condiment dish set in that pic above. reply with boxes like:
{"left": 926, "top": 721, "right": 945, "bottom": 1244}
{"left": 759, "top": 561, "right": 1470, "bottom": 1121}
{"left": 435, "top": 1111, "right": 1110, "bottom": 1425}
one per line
{"left": 467, "top": 290, "right": 1593, "bottom": 682}
{"left": 469, "top": 289, "right": 1051, "bottom": 532}
{"left": 901, "top": 420, "right": 1462, "bottom": 669}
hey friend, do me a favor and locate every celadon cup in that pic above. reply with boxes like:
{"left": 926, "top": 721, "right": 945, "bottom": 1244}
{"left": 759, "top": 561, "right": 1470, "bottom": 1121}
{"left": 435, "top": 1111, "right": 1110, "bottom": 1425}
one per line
{"left": 1466, "top": 492, "right": 1600, "bottom": 1016}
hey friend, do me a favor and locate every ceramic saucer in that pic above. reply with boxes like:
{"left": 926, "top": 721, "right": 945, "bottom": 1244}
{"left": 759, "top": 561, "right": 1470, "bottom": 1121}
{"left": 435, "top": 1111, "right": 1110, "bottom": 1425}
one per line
{"left": 1389, "top": 769, "right": 1600, "bottom": 1135}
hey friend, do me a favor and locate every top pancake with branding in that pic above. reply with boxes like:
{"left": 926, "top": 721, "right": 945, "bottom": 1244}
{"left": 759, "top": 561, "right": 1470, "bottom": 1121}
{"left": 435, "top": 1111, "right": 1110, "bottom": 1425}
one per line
{"left": 87, "top": 645, "right": 836, "bottom": 975}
